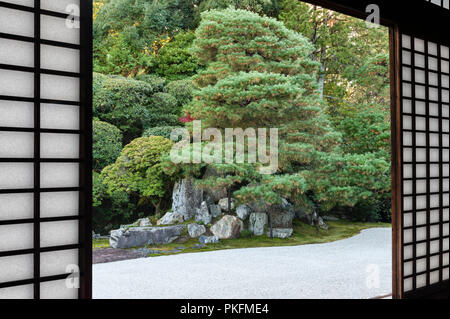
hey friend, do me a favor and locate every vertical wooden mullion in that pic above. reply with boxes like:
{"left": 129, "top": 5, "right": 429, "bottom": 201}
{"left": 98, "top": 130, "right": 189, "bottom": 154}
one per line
{"left": 78, "top": 0, "right": 93, "bottom": 300}
{"left": 33, "top": 0, "right": 41, "bottom": 300}
{"left": 390, "top": 25, "right": 404, "bottom": 299}
{"left": 437, "top": 44, "right": 444, "bottom": 284}
{"left": 424, "top": 40, "right": 431, "bottom": 288}
{"left": 410, "top": 35, "right": 417, "bottom": 292}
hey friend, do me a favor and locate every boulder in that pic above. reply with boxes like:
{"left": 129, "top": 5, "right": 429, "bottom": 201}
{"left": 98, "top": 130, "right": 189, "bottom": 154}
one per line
{"left": 236, "top": 205, "right": 251, "bottom": 221}
{"left": 318, "top": 217, "right": 329, "bottom": 230}
{"left": 210, "top": 215, "right": 243, "bottom": 239}
{"left": 199, "top": 235, "right": 219, "bottom": 244}
{"left": 267, "top": 228, "right": 293, "bottom": 239}
{"left": 188, "top": 223, "right": 206, "bottom": 238}
{"left": 218, "top": 198, "right": 235, "bottom": 212}
{"left": 268, "top": 205, "right": 294, "bottom": 228}
{"left": 110, "top": 225, "right": 185, "bottom": 249}
{"left": 195, "top": 201, "right": 212, "bottom": 225}
{"left": 120, "top": 217, "right": 152, "bottom": 229}
{"left": 202, "top": 167, "right": 228, "bottom": 202}
{"left": 137, "top": 218, "right": 152, "bottom": 227}
{"left": 157, "top": 212, "right": 184, "bottom": 225}
{"left": 172, "top": 178, "right": 203, "bottom": 220}
{"left": 209, "top": 204, "right": 222, "bottom": 218}
{"left": 248, "top": 199, "right": 268, "bottom": 213}
{"left": 249, "top": 212, "right": 268, "bottom": 236}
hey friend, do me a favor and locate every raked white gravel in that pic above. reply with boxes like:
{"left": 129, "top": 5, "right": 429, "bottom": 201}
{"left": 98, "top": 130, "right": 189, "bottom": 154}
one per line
{"left": 93, "top": 227, "right": 392, "bottom": 299}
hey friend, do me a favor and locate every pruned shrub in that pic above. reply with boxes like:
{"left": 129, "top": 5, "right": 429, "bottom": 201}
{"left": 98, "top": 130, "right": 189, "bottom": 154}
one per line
{"left": 93, "top": 119, "right": 123, "bottom": 171}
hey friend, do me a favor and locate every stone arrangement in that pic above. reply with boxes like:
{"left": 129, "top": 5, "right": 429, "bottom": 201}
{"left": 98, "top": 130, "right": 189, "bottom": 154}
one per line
{"left": 108, "top": 178, "right": 328, "bottom": 249}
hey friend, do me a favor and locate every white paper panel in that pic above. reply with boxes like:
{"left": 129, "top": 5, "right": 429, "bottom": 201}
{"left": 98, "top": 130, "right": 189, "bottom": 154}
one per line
{"left": 0, "top": 254, "right": 33, "bottom": 282}
{"left": 0, "top": 7, "right": 34, "bottom": 37}
{"left": 0, "top": 163, "right": 34, "bottom": 189}
{"left": 0, "top": 38, "right": 34, "bottom": 67}
{"left": 416, "top": 243, "right": 427, "bottom": 257}
{"left": 40, "top": 220, "right": 78, "bottom": 247}
{"left": 416, "top": 274, "right": 427, "bottom": 288}
{"left": 40, "top": 163, "right": 79, "bottom": 188}
{"left": 404, "top": 278, "right": 413, "bottom": 292}
{"left": 0, "top": 131, "right": 34, "bottom": 158}
{"left": 41, "top": 45, "right": 80, "bottom": 73}
{"left": 40, "top": 15, "right": 80, "bottom": 45}
{"left": 40, "top": 279, "right": 78, "bottom": 299}
{"left": 40, "top": 249, "right": 78, "bottom": 277}
{"left": 0, "top": 193, "right": 33, "bottom": 221}
{"left": 40, "top": 104, "right": 79, "bottom": 130}
{"left": 0, "top": 223, "right": 33, "bottom": 252}
{"left": 40, "top": 191, "right": 79, "bottom": 218}
{"left": 404, "top": 213, "right": 413, "bottom": 228}
{"left": 0, "top": 69, "right": 34, "bottom": 98}
{"left": 41, "top": 0, "right": 80, "bottom": 14}
{"left": 416, "top": 211, "right": 426, "bottom": 225}
{"left": 40, "top": 133, "right": 79, "bottom": 158}
{"left": 0, "top": 285, "right": 33, "bottom": 299}
{"left": 40, "top": 74, "right": 80, "bottom": 102}
{"left": 2, "top": 0, "right": 34, "bottom": 6}
{"left": 0, "top": 100, "right": 34, "bottom": 128}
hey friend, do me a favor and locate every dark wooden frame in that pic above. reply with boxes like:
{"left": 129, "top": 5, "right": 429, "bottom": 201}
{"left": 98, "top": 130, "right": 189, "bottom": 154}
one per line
{"left": 301, "top": 0, "right": 449, "bottom": 299}
{"left": 0, "top": 0, "right": 92, "bottom": 299}
{"left": 1, "top": 0, "right": 448, "bottom": 300}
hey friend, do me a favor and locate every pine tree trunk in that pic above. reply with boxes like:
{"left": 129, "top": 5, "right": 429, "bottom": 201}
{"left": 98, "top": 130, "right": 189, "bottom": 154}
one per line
{"left": 227, "top": 188, "right": 231, "bottom": 215}
{"left": 318, "top": 62, "right": 326, "bottom": 99}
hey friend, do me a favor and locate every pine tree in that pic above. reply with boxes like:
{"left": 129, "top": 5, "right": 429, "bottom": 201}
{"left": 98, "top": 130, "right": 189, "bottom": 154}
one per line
{"left": 181, "top": 8, "right": 340, "bottom": 210}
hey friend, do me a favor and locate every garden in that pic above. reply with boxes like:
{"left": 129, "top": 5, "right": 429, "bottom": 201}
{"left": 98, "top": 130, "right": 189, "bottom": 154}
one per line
{"left": 92, "top": 0, "right": 392, "bottom": 254}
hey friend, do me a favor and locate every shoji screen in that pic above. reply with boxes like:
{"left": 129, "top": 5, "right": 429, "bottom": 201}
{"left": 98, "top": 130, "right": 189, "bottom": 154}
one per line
{"left": 400, "top": 33, "right": 450, "bottom": 297}
{"left": 0, "top": 0, "right": 92, "bottom": 299}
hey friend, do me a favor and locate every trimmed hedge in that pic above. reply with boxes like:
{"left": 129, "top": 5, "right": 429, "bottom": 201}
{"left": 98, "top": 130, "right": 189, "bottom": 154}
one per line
{"left": 93, "top": 119, "right": 123, "bottom": 171}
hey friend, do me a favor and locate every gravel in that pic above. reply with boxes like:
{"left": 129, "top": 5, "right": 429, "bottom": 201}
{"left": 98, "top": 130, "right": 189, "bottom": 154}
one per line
{"left": 93, "top": 228, "right": 392, "bottom": 299}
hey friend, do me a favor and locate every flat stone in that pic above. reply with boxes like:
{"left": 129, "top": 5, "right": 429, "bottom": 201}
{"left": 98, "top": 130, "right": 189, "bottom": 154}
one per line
{"left": 109, "top": 225, "right": 185, "bottom": 249}
{"left": 266, "top": 228, "right": 293, "bottom": 239}
{"left": 199, "top": 235, "right": 219, "bottom": 244}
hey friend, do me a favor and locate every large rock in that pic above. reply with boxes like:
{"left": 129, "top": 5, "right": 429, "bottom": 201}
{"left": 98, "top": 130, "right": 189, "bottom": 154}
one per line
{"left": 202, "top": 167, "right": 228, "bottom": 202}
{"left": 120, "top": 217, "right": 152, "bottom": 229}
{"left": 267, "top": 228, "right": 293, "bottom": 239}
{"left": 137, "top": 218, "right": 152, "bottom": 227}
{"left": 209, "top": 204, "right": 222, "bottom": 218}
{"left": 318, "top": 217, "right": 329, "bottom": 230}
{"left": 195, "top": 201, "right": 212, "bottom": 225}
{"left": 188, "top": 223, "right": 206, "bottom": 238}
{"left": 110, "top": 225, "right": 185, "bottom": 249}
{"left": 218, "top": 198, "right": 235, "bottom": 212}
{"left": 249, "top": 212, "right": 268, "bottom": 236}
{"left": 157, "top": 212, "right": 184, "bottom": 225}
{"left": 268, "top": 203, "right": 294, "bottom": 229}
{"left": 199, "top": 235, "right": 219, "bottom": 244}
{"left": 210, "top": 215, "right": 243, "bottom": 239}
{"left": 236, "top": 205, "right": 251, "bottom": 221}
{"left": 172, "top": 178, "right": 203, "bottom": 220}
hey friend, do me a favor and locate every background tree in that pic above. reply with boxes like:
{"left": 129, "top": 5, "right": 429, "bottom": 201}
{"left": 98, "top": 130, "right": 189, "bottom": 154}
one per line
{"left": 93, "top": 119, "right": 123, "bottom": 171}
{"left": 101, "top": 136, "right": 175, "bottom": 214}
